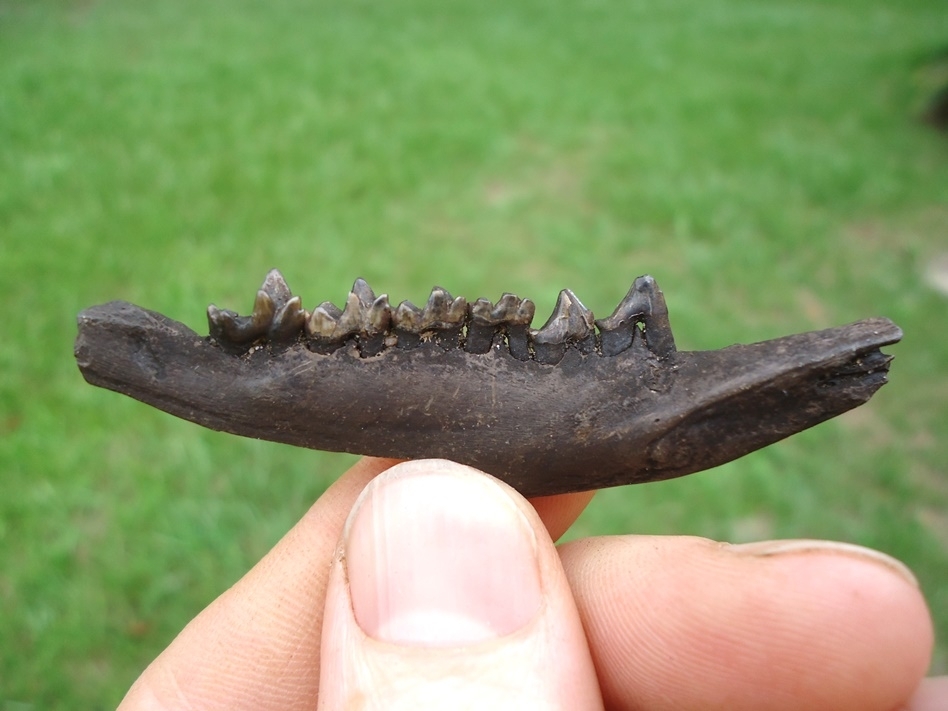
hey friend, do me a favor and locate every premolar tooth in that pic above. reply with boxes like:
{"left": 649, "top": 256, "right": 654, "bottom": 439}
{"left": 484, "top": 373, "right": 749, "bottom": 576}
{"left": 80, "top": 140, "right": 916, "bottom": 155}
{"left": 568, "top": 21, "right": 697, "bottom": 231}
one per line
{"left": 351, "top": 277, "right": 376, "bottom": 307}
{"left": 336, "top": 291, "right": 366, "bottom": 339}
{"left": 269, "top": 296, "right": 306, "bottom": 343}
{"left": 305, "top": 301, "right": 345, "bottom": 353}
{"left": 421, "top": 287, "right": 467, "bottom": 349}
{"left": 360, "top": 294, "right": 392, "bottom": 357}
{"left": 205, "top": 275, "right": 283, "bottom": 347}
{"left": 531, "top": 290, "right": 594, "bottom": 364}
{"left": 260, "top": 269, "right": 294, "bottom": 308}
{"left": 209, "top": 289, "right": 274, "bottom": 344}
{"left": 250, "top": 289, "right": 276, "bottom": 330}
{"left": 393, "top": 300, "right": 424, "bottom": 349}
{"left": 207, "top": 305, "right": 242, "bottom": 343}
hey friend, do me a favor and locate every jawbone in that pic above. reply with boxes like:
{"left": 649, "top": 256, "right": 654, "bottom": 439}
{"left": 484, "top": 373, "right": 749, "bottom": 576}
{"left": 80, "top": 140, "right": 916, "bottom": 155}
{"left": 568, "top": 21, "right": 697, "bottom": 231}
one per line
{"left": 74, "top": 271, "right": 901, "bottom": 497}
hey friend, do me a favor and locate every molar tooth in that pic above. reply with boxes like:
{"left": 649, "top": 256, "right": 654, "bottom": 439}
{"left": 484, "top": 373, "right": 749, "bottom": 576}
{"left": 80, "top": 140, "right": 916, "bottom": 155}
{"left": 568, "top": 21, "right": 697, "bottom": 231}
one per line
{"left": 464, "top": 293, "right": 535, "bottom": 359}
{"left": 595, "top": 276, "right": 676, "bottom": 357}
{"left": 269, "top": 296, "right": 306, "bottom": 343}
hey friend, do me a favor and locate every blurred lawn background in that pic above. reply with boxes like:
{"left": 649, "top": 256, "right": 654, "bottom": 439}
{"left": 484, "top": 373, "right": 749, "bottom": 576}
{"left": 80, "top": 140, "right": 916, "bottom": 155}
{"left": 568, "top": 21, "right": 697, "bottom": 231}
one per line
{"left": 2, "top": 0, "right": 947, "bottom": 705}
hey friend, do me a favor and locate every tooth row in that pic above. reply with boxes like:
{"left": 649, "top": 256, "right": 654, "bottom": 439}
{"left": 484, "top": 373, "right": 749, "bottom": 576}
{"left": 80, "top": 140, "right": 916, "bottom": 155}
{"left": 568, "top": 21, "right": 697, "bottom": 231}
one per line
{"left": 207, "top": 270, "right": 675, "bottom": 362}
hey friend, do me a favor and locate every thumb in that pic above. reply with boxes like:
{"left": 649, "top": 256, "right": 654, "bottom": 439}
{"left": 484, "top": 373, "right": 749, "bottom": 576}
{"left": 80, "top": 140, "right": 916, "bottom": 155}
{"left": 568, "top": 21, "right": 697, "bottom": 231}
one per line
{"left": 316, "top": 459, "right": 603, "bottom": 710}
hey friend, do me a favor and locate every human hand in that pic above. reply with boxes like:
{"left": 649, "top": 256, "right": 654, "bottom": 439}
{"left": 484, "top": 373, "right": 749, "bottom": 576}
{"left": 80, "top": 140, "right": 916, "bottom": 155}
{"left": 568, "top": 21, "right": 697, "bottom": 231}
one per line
{"left": 118, "top": 458, "right": 939, "bottom": 710}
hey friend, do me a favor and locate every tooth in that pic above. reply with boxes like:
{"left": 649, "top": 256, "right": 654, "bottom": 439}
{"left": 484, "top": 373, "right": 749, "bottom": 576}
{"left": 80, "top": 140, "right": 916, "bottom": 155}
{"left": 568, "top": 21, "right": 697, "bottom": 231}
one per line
{"left": 531, "top": 290, "right": 594, "bottom": 364}
{"left": 250, "top": 289, "right": 276, "bottom": 330}
{"left": 420, "top": 287, "right": 467, "bottom": 349}
{"left": 260, "top": 269, "right": 294, "bottom": 308}
{"left": 207, "top": 304, "right": 240, "bottom": 342}
{"left": 305, "top": 301, "right": 345, "bottom": 353}
{"left": 465, "top": 297, "right": 500, "bottom": 354}
{"left": 365, "top": 295, "right": 392, "bottom": 335}
{"left": 207, "top": 289, "right": 274, "bottom": 344}
{"left": 360, "top": 294, "right": 392, "bottom": 357}
{"left": 336, "top": 291, "right": 367, "bottom": 339}
{"left": 351, "top": 277, "right": 376, "bottom": 307}
{"left": 464, "top": 293, "right": 536, "bottom": 357}
{"left": 595, "top": 276, "right": 676, "bottom": 357}
{"left": 505, "top": 296, "right": 535, "bottom": 361}
{"left": 268, "top": 296, "right": 306, "bottom": 343}
{"left": 393, "top": 300, "right": 424, "bottom": 349}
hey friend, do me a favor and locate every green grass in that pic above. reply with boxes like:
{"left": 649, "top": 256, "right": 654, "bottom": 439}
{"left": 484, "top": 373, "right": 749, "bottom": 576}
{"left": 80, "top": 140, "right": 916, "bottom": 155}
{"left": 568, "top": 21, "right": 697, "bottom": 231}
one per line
{"left": 2, "top": 0, "right": 947, "bottom": 705}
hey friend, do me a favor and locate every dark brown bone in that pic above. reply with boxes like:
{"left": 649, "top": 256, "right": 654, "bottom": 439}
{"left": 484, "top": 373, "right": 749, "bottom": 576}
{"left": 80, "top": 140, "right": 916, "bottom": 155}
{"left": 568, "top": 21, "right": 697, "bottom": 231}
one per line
{"left": 74, "top": 274, "right": 901, "bottom": 497}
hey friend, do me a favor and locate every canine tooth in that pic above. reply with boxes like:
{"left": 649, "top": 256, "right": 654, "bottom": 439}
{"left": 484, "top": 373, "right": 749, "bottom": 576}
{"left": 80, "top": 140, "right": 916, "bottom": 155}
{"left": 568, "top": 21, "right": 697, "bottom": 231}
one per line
{"left": 269, "top": 296, "right": 306, "bottom": 342}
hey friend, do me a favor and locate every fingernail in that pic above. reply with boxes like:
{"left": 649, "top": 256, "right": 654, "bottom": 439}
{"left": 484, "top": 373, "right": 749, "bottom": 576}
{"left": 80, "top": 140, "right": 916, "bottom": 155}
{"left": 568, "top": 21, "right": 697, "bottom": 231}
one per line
{"left": 343, "top": 460, "right": 543, "bottom": 647}
{"left": 729, "top": 539, "right": 919, "bottom": 588}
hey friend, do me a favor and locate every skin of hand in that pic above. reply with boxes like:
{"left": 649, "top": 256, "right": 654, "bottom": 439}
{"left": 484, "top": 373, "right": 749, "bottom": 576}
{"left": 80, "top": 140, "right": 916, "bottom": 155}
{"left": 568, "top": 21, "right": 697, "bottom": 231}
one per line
{"left": 117, "top": 457, "right": 939, "bottom": 711}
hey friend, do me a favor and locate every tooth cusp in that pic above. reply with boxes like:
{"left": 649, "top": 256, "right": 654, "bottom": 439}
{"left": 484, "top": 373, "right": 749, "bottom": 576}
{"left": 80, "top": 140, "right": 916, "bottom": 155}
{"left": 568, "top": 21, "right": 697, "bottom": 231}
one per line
{"left": 269, "top": 296, "right": 306, "bottom": 343}
{"left": 531, "top": 290, "right": 595, "bottom": 365}
{"left": 393, "top": 300, "right": 424, "bottom": 349}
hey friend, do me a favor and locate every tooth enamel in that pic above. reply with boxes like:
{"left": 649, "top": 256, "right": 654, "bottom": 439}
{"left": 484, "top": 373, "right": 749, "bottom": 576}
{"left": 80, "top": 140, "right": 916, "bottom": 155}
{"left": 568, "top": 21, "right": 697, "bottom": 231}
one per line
{"left": 470, "top": 297, "right": 495, "bottom": 324}
{"left": 393, "top": 300, "right": 424, "bottom": 349}
{"left": 596, "top": 276, "right": 676, "bottom": 357}
{"left": 420, "top": 287, "right": 467, "bottom": 329}
{"left": 351, "top": 277, "right": 376, "bottom": 307}
{"left": 393, "top": 300, "right": 424, "bottom": 331}
{"left": 269, "top": 296, "right": 306, "bottom": 342}
{"left": 466, "top": 298, "right": 500, "bottom": 354}
{"left": 466, "top": 293, "right": 535, "bottom": 356}
{"left": 249, "top": 289, "right": 276, "bottom": 330}
{"left": 207, "top": 304, "right": 236, "bottom": 341}
{"left": 335, "top": 291, "right": 366, "bottom": 338}
{"left": 260, "top": 269, "right": 294, "bottom": 306}
{"left": 365, "top": 295, "right": 392, "bottom": 335}
{"left": 359, "top": 294, "right": 392, "bottom": 357}
{"left": 531, "top": 290, "right": 595, "bottom": 364}
{"left": 305, "top": 301, "right": 343, "bottom": 339}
